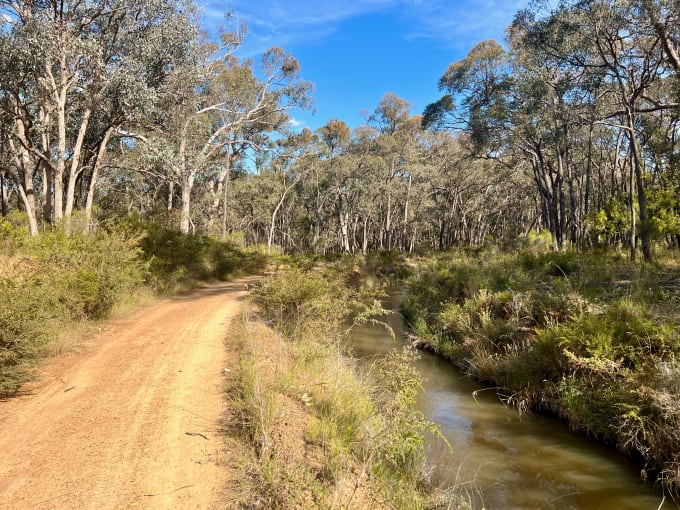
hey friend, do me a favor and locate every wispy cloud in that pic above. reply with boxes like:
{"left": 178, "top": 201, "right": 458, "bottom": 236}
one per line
{"left": 219, "top": 0, "right": 398, "bottom": 27}
{"left": 288, "top": 117, "right": 306, "bottom": 129}
{"left": 400, "top": 0, "right": 531, "bottom": 49}
{"left": 204, "top": 1, "right": 397, "bottom": 57}
{"left": 205, "top": 0, "right": 530, "bottom": 54}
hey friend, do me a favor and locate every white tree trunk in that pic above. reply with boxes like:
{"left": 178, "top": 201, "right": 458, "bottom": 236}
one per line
{"left": 84, "top": 127, "right": 113, "bottom": 234}
{"left": 180, "top": 175, "right": 193, "bottom": 234}
{"left": 64, "top": 108, "right": 92, "bottom": 220}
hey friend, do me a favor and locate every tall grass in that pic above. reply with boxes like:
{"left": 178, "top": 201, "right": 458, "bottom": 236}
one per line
{"left": 404, "top": 248, "right": 680, "bottom": 495}
{"left": 226, "top": 266, "right": 459, "bottom": 509}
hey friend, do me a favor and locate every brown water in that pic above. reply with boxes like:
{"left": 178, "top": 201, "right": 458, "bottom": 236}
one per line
{"left": 350, "top": 290, "right": 677, "bottom": 510}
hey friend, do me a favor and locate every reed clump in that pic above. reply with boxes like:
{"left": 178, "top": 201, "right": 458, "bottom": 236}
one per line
{"left": 404, "top": 248, "right": 680, "bottom": 495}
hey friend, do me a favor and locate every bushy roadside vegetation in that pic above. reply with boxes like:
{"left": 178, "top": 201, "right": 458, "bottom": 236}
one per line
{"left": 0, "top": 214, "right": 268, "bottom": 398}
{"left": 404, "top": 247, "right": 680, "bottom": 495}
{"left": 225, "top": 266, "right": 462, "bottom": 509}
{"left": 134, "top": 221, "right": 269, "bottom": 293}
{"left": 0, "top": 223, "right": 144, "bottom": 396}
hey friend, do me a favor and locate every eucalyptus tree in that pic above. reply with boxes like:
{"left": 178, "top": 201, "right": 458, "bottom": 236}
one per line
{"left": 424, "top": 40, "right": 513, "bottom": 152}
{"left": 366, "top": 93, "right": 420, "bottom": 250}
{"left": 346, "top": 125, "right": 388, "bottom": 253}
{"left": 0, "top": 0, "right": 196, "bottom": 234}
{"left": 637, "top": 0, "right": 680, "bottom": 74}
{"left": 126, "top": 21, "right": 312, "bottom": 234}
{"left": 310, "top": 118, "right": 363, "bottom": 253}
{"left": 299, "top": 119, "right": 348, "bottom": 252}
{"left": 263, "top": 128, "right": 319, "bottom": 252}
{"left": 0, "top": 20, "right": 44, "bottom": 234}
{"left": 518, "top": 0, "right": 677, "bottom": 259}
{"left": 423, "top": 40, "right": 544, "bottom": 248}
{"left": 506, "top": 12, "right": 596, "bottom": 249}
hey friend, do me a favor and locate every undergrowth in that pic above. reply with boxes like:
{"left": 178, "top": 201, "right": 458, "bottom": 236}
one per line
{"left": 404, "top": 248, "right": 680, "bottom": 496}
{"left": 123, "top": 218, "right": 269, "bottom": 293}
{"left": 0, "top": 214, "right": 268, "bottom": 397}
{"left": 0, "top": 227, "right": 145, "bottom": 396}
{"left": 226, "top": 266, "right": 463, "bottom": 509}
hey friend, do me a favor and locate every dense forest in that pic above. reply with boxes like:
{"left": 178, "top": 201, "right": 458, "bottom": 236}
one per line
{"left": 0, "top": 0, "right": 677, "bottom": 259}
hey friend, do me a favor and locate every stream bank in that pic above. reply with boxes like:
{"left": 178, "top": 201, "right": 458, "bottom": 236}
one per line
{"left": 350, "top": 287, "right": 676, "bottom": 509}
{"left": 402, "top": 251, "right": 680, "bottom": 498}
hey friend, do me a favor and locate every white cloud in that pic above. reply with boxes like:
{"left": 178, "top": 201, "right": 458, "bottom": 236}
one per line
{"left": 210, "top": 0, "right": 530, "bottom": 50}
{"left": 286, "top": 117, "right": 311, "bottom": 133}
{"left": 223, "top": 0, "right": 398, "bottom": 27}
{"left": 401, "top": 0, "right": 532, "bottom": 49}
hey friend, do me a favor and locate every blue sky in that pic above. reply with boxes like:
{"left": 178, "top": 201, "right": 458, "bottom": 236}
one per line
{"left": 203, "top": 0, "right": 531, "bottom": 131}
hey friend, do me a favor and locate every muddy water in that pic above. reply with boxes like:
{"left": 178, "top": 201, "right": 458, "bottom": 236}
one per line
{"left": 350, "top": 290, "right": 677, "bottom": 510}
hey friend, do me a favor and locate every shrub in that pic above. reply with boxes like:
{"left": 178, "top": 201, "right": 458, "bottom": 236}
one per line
{"left": 0, "top": 222, "right": 267, "bottom": 397}
{"left": 0, "top": 229, "right": 147, "bottom": 396}
{"left": 404, "top": 247, "right": 680, "bottom": 494}
{"left": 0, "top": 278, "right": 54, "bottom": 395}
{"left": 25, "top": 230, "right": 145, "bottom": 320}
{"left": 253, "top": 267, "right": 351, "bottom": 339}
{"left": 135, "top": 224, "right": 268, "bottom": 291}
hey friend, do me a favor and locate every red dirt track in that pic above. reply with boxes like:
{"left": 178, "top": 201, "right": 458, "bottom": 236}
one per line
{"left": 0, "top": 278, "right": 257, "bottom": 509}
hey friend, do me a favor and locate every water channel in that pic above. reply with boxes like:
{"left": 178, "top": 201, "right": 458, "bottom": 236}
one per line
{"left": 349, "top": 289, "right": 677, "bottom": 510}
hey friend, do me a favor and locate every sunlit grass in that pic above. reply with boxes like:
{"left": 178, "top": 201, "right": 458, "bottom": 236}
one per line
{"left": 225, "top": 266, "right": 466, "bottom": 508}
{"left": 404, "top": 247, "right": 680, "bottom": 495}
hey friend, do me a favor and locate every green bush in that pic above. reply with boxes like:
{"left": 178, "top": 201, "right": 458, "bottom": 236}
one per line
{"left": 0, "top": 221, "right": 268, "bottom": 397}
{"left": 404, "top": 247, "right": 680, "bottom": 494}
{"left": 22, "top": 230, "right": 145, "bottom": 320}
{"left": 0, "top": 278, "right": 54, "bottom": 395}
{"left": 253, "top": 268, "right": 351, "bottom": 339}
{"left": 135, "top": 224, "right": 268, "bottom": 291}
{"left": 0, "top": 229, "right": 147, "bottom": 396}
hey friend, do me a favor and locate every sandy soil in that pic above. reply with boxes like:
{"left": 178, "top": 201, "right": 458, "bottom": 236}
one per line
{"left": 0, "top": 277, "right": 259, "bottom": 510}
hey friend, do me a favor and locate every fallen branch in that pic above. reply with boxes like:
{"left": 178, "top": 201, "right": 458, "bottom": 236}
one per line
{"left": 185, "top": 431, "right": 208, "bottom": 440}
{"left": 143, "top": 484, "right": 195, "bottom": 497}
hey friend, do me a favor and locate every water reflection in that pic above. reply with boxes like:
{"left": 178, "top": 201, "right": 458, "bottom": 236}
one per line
{"left": 350, "top": 293, "right": 676, "bottom": 510}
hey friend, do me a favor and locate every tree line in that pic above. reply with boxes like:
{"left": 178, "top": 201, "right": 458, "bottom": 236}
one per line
{"left": 1, "top": 0, "right": 678, "bottom": 260}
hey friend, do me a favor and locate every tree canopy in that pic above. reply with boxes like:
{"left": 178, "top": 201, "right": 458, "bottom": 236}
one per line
{"left": 0, "top": 0, "right": 678, "bottom": 259}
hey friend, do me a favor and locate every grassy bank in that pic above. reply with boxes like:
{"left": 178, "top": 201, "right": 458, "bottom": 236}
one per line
{"left": 404, "top": 248, "right": 680, "bottom": 495}
{"left": 0, "top": 215, "right": 267, "bottom": 397}
{"left": 224, "top": 266, "right": 463, "bottom": 509}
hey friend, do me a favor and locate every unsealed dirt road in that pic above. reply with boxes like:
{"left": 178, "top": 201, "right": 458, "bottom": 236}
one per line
{"left": 0, "top": 277, "right": 258, "bottom": 510}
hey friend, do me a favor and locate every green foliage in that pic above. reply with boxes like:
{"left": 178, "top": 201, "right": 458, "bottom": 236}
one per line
{"left": 587, "top": 196, "right": 632, "bottom": 240}
{"left": 363, "top": 250, "right": 414, "bottom": 280}
{"left": 253, "top": 267, "right": 351, "bottom": 338}
{"left": 525, "top": 229, "right": 554, "bottom": 250}
{"left": 0, "top": 229, "right": 145, "bottom": 396}
{"left": 244, "top": 264, "right": 445, "bottom": 507}
{"left": 0, "top": 222, "right": 266, "bottom": 397}
{"left": 370, "top": 347, "right": 445, "bottom": 485}
{"left": 0, "top": 211, "right": 31, "bottom": 242}
{"left": 0, "top": 278, "right": 52, "bottom": 395}
{"left": 647, "top": 189, "right": 680, "bottom": 240}
{"left": 27, "top": 230, "right": 145, "bottom": 320}
{"left": 557, "top": 300, "right": 675, "bottom": 368}
{"left": 405, "top": 248, "right": 680, "bottom": 492}
{"left": 128, "top": 221, "right": 268, "bottom": 292}
{"left": 520, "top": 250, "right": 580, "bottom": 277}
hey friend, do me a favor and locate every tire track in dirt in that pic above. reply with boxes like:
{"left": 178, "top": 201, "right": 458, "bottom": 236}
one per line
{"left": 0, "top": 277, "right": 259, "bottom": 510}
